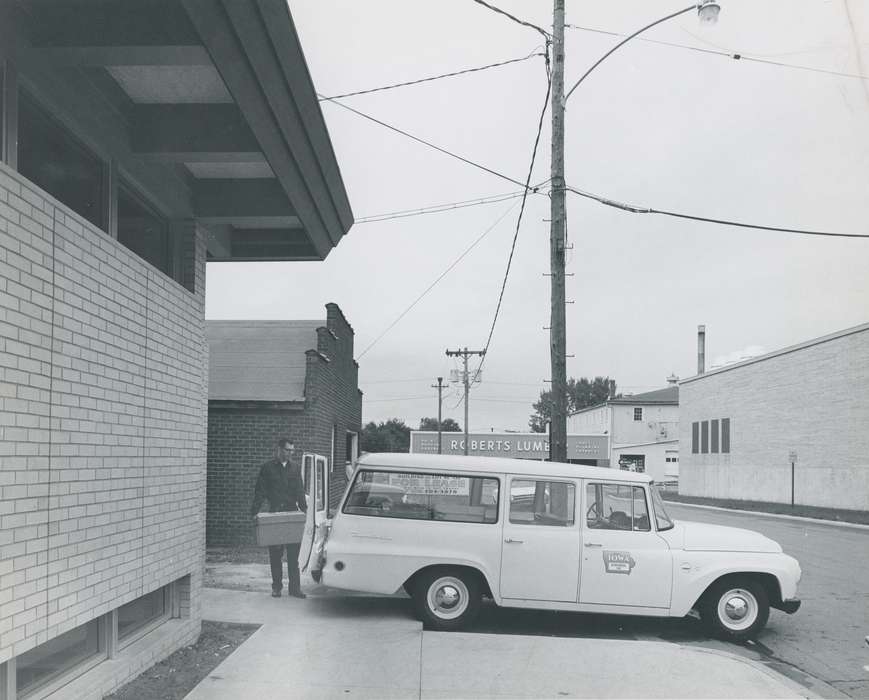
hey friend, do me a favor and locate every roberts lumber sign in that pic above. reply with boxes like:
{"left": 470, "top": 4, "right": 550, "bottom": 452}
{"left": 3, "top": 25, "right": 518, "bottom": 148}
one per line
{"left": 410, "top": 431, "right": 609, "bottom": 461}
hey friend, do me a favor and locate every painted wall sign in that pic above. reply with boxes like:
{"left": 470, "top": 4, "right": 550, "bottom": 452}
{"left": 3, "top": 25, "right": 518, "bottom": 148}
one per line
{"left": 603, "top": 550, "right": 636, "bottom": 575}
{"left": 410, "top": 432, "right": 609, "bottom": 461}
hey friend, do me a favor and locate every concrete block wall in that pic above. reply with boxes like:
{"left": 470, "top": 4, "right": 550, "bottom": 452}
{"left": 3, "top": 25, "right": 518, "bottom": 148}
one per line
{"left": 206, "top": 303, "right": 362, "bottom": 547}
{"left": 0, "top": 163, "right": 207, "bottom": 674}
{"left": 679, "top": 326, "right": 869, "bottom": 510}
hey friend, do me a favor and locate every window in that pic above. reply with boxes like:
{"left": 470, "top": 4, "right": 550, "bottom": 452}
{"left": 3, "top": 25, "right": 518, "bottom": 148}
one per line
{"left": 18, "top": 91, "right": 105, "bottom": 229}
{"left": 344, "top": 470, "right": 498, "bottom": 524}
{"left": 509, "top": 479, "right": 575, "bottom": 527}
{"left": 710, "top": 418, "right": 719, "bottom": 453}
{"left": 721, "top": 418, "right": 731, "bottom": 453}
{"left": 701, "top": 420, "right": 709, "bottom": 454}
{"left": 691, "top": 422, "right": 699, "bottom": 454}
{"left": 586, "top": 483, "right": 650, "bottom": 531}
{"left": 650, "top": 485, "right": 674, "bottom": 531}
{"left": 117, "top": 183, "right": 169, "bottom": 275}
{"left": 618, "top": 454, "right": 645, "bottom": 473}
{"left": 303, "top": 455, "right": 326, "bottom": 511}
{"left": 633, "top": 407, "right": 643, "bottom": 421}
{"left": 118, "top": 586, "right": 168, "bottom": 644}
{"left": 16, "top": 618, "right": 103, "bottom": 697}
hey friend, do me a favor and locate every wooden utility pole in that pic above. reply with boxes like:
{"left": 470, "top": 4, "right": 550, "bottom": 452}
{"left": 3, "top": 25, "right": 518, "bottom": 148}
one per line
{"left": 549, "top": 0, "right": 568, "bottom": 463}
{"left": 431, "top": 376, "right": 445, "bottom": 454}
{"left": 445, "top": 347, "right": 485, "bottom": 456}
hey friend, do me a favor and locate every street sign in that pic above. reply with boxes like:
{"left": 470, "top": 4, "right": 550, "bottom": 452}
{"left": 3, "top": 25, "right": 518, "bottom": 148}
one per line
{"left": 788, "top": 451, "right": 798, "bottom": 462}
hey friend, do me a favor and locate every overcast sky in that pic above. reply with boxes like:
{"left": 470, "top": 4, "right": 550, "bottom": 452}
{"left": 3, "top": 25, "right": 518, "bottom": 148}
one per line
{"left": 205, "top": 0, "right": 869, "bottom": 433}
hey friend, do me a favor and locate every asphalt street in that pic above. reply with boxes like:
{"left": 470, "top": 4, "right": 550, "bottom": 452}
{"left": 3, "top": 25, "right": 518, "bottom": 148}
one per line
{"left": 463, "top": 504, "right": 869, "bottom": 699}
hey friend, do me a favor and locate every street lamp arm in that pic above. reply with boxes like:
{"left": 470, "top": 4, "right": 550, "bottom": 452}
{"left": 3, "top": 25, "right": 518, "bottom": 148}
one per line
{"left": 563, "top": 5, "right": 695, "bottom": 106}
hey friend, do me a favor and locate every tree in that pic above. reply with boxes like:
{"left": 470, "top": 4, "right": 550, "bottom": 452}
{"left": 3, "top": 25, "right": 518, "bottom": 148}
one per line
{"left": 529, "top": 376, "right": 617, "bottom": 432}
{"left": 360, "top": 418, "right": 411, "bottom": 453}
{"left": 418, "top": 417, "right": 462, "bottom": 432}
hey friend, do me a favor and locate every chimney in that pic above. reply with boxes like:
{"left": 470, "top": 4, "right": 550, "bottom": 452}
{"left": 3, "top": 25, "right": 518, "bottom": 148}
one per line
{"left": 697, "top": 325, "right": 706, "bottom": 375}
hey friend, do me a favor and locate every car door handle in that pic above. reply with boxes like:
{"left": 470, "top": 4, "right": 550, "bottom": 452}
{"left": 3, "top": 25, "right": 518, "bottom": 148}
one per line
{"left": 504, "top": 538, "right": 524, "bottom": 544}
{"left": 584, "top": 542, "right": 603, "bottom": 548}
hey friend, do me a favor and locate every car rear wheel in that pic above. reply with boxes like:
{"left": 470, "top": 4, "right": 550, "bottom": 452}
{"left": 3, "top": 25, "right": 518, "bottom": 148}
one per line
{"left": 701, "top": 577, "right": 769, "bottom": 641}
{"left": 412, "top": 568, "right": 481, "bottom": 631}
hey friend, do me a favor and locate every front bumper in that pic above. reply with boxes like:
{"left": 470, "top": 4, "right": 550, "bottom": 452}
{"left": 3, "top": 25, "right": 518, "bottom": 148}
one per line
{"left": 775, "top": 598, "right": 801, "bottom": 614}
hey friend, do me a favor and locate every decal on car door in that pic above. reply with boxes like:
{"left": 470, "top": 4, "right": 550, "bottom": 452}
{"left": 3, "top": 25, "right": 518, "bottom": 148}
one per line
{"left": 603, "top": 550, "right": 636, "bottom": 574}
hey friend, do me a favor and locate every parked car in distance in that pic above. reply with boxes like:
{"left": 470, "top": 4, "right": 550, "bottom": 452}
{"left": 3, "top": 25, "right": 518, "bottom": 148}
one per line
{"left": 307, "top": 453, "right": 801, "bottom": 641}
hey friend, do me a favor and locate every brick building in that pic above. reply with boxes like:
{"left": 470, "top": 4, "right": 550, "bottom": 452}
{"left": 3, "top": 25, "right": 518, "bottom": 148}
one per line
{"left": 679, "top": 323, "right": 869, "bottom": 510}
{"left": 0, "top": 2, "right": 351, "bottom": 698}
{"left": 206, "top": 305, "right": 362, "bottom": 546}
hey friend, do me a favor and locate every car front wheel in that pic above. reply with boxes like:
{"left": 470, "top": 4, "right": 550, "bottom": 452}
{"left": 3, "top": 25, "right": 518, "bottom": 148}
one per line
{"left": 412, "top": 568, "right": 481, "bottom": 631}
{"left": 700, "top": 577, "right": 770, "bottom": 641}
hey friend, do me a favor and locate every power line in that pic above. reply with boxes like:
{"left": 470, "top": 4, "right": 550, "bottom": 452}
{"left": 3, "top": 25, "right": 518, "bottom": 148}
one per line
{"left": 320, "top": 95, "right": 533, "bottom": 190}
{"left": 355, "top": 190, "right": 532, "bottom": 225}
{"left": 472, "top": 0, "right": 551, "bottom": 40}
{"left": 357, "top": 200, "right": 522, "bottom": 360}
{"left": 319, "top": 51, "right": 546, "bottom": 101}
{"left": 567, "top": 23, "right": 869, "bottom": 82}
{"left": 470, "top": 53, "right": 553, "bottom": 386}
{"left": 566, "top": 185, "right": 869, "bottom": 239}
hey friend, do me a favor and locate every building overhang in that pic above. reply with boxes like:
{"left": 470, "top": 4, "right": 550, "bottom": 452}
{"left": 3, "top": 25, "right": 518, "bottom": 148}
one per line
{"left": 9, "top": 0, "right": 353, "bottom": 261}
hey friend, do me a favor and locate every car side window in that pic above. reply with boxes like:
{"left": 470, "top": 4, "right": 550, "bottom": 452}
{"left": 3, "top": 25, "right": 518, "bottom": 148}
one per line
{"left": 509, "top": 479, "right": 575, "bottom": 526}
{"left": 586, "top": 483, "right": 651, "bottom": 532}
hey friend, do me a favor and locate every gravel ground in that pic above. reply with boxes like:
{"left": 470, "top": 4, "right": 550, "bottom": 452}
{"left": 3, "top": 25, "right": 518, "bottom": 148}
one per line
{"left": 103, "top": 621, "right": 259, "bottom": 700}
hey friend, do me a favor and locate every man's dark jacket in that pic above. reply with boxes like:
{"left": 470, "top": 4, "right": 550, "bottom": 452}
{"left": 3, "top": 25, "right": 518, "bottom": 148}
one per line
{"left": 251, "top": 459, "right": 307, "bottom": 515}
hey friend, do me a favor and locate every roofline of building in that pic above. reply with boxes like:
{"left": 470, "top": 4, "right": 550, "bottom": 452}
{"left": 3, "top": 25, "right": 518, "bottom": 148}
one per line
{"left": 681, "top": 320, "right": 869, "bottom": 385}
{"left": 612, "top": 439, "right": 679, "bottom": 449}
{"left": 569, "top": 398, "right": 678, "bottom": 417}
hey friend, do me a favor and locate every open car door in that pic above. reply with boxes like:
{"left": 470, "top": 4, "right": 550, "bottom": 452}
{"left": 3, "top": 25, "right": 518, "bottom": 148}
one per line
{"left": 298, "top": 453, "right": 328, "bottom": 574}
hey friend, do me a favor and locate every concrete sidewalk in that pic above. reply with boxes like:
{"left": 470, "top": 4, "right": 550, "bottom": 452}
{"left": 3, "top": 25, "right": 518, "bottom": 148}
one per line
{"left": 186, "top": 585, "right": 813, "bottom": 699}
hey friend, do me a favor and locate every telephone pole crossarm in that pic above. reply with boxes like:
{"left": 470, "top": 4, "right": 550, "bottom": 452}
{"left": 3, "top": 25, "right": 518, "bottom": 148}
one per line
{"left": 446, "top": 347, "right": 486, "bottom": 456}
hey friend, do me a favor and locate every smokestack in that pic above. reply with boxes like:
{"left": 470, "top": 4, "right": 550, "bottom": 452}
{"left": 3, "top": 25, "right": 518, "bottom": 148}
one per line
{"left": 697, "top": 325, "right": 706, "bottom": 375}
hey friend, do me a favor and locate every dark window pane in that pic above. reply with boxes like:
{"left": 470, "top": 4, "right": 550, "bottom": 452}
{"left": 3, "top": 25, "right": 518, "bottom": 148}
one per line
{"left": 722, "top": 418, "right": 731, "bottom": 453}
{"left": 510, "top": 479, "right": 575, "bottom": 526}
{"left": 118, "top": 587, "right": 167, "bottom": 641}
{"left": 633, "top": 407, "right": 643, "bottom": 421}
{"left": 701, "top": 421, "right": 709, "bottom": 453}
{"left": 17, "top": 619, "right": 101, "bottom": 695}
{"left": 118, "top": 186, "right": 169, "bottom": 275}
{"left": 18, "top": 92, "right": 104, "bottom": 229}
{"left": 711, "top": 419, "right": 719, "bottom": 453}
{"left": 691, "top": 422, "right": 699, "bottom": 454}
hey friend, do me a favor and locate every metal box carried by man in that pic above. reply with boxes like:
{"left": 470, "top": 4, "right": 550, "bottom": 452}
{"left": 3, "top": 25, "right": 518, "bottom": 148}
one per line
{"left": 255, "top": 511, "right": 307, "bottom": 546}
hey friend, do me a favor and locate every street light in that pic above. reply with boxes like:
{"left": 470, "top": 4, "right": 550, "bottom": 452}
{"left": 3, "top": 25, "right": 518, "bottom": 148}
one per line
{"left": 547, "top": 2, "right": 721, "bottom": 462}
{"left": 563, "top": 3, "right": 723, "bottom": 105}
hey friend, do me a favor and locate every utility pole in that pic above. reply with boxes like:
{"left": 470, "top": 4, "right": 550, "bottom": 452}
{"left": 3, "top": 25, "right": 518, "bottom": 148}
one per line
{"left": 549, "top": 0, "right": 568, "bottom": 463}
{"left": 445, "top": 347, "right": 485, "bottom": 456}
{"left": 431, "top": 376, "right": 445, "bottom": 454}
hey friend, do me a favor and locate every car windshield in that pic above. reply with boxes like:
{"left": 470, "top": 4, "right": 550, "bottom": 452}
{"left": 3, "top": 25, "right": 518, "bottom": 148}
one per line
{"left": 650, "top": 484, "right": 674, "bottom": 531}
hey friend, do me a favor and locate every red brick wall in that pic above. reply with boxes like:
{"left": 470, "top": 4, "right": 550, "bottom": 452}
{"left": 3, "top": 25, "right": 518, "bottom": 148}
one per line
{"left": 206, "top": 303, "right": 362, "bottom": 546}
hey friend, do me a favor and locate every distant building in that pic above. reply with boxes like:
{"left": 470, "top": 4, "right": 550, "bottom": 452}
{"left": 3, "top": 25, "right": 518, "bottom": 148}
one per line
{"left": 567, "top": 386, "right": 680, "bottom": 482}
{"left": 679, "top": 322, "right": 869, "bottom": 511}
{"left": 206, "top": 305, "right": 362, "bottom": 546}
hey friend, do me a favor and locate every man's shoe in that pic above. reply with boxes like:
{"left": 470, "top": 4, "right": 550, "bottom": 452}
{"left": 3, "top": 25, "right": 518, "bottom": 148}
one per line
{"left": 271, "top": 589, "right": 281, "bottom": 598}
{"left": 288, "top": 590, "right": 307, "bottom": 599}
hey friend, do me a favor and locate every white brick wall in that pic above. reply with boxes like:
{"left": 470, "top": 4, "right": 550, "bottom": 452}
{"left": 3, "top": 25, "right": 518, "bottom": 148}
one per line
{"left": 679, "top": 326, "right": 869, "bottom": 510}
{"left": 0, "top": 162, "right": 207, "bottom": 682}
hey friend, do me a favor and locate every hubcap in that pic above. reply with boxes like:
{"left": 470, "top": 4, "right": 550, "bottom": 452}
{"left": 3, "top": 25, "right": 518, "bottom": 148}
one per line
{"left": 717, "top": 588, "right": 758, "bottom": 631}
{"left": 427, "top": 576, "right": 469, "bottom": 620}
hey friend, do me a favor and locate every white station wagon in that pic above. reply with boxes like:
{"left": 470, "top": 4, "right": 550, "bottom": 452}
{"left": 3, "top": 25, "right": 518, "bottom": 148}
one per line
{"left": 302, "top": 453, "right": 801, "bottom": 641}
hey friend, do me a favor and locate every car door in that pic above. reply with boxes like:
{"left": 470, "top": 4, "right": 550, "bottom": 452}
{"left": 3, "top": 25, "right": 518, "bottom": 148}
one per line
{"left": 579, "top": 482, "right": 672, "bottom": 609}
{"left": 299, "top": 453, "right": 329, "bottom": 573}
{"left": 500, "top": 476, "right": 581, "bottom": 602}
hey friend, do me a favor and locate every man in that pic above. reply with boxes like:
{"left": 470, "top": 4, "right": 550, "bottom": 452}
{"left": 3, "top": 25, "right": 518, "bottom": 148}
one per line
{"left": 251, "top": 437, "right": 307, "bottom": 598}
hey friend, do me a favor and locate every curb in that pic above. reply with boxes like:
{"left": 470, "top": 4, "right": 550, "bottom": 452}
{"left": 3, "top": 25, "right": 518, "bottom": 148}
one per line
{"left": 664, "top": 500, "right": 869, "bottom": 531}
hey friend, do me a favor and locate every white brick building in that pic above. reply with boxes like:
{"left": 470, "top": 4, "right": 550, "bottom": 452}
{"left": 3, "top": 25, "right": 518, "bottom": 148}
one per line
{"left": 0, "top": 2, "right": 352, "bottom": 698}
{"left": 679, "top": 323, "right": 869, "bottom": 511}
{"left": 567, "top": 386, "right": 680, "bottom": 482}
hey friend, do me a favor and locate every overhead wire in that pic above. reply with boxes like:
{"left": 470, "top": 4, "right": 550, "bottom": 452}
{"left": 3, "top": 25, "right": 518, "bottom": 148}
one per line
{"left": 318, "top": 50, "right": 546, "bottom": 101}
{"left": 320, "top": 94, "right": 535, "bottom": 190}
{"left": 567, "top": 23, "right": 869, "bottom": 82}
{"left": 471, "top": 0, "right": 551, "bottom": 40}
{"left": 356, "top": 199, "right": 522, "bottom": 361}
{"left": 566, "top": 186, "right": 869, "bottom": 239}
{"left": 355, "top": 189, "right": 540, "bottom": 225}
